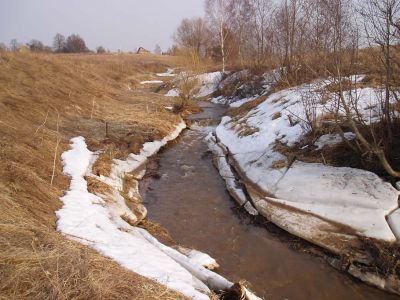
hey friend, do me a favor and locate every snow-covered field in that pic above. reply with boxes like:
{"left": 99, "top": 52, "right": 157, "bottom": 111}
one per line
{"left": 57, "top": 122, "right": 260, "bottom": 300}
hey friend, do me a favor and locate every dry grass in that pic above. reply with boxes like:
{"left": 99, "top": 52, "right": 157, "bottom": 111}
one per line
{"left": 0, "top": 52, "right": 187, "bottom": 299}
{"left": 86, "top": 176, "right": 114, "bottom": 196}
{"left": 227, "top": 94, "right": 268, "bottom": 118}
{"left": 271, "top": 111, "right": 282, "bottom": 120}
{"left": 138, "top": 220, "right": 176, "bottom": 247}
{"left": 236, "top": 123, "right": 260, "bottom": 137}
{"left": 91, "top": 144, "right": 126, "bottom": 177}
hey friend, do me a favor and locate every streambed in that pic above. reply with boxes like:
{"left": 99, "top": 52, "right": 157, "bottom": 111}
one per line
{"left": 141, "top": 102, "right": 398, "bottom": 300}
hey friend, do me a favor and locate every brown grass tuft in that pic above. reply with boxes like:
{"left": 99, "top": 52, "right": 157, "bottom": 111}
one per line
{"left": 138, "top": 220, "right": 175, "bottom": 246}
{"left": 86, "top": 176, "right": 113, "bottom": 195}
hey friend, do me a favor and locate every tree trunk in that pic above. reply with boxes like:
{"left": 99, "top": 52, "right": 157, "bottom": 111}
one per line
{"left": 220, "top": 17, "right": 226, "bottom": 73}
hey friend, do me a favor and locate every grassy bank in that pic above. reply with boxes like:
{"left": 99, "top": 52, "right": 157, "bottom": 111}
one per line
{"left": 0, "top": 52, "right": 187, "bottom": 299}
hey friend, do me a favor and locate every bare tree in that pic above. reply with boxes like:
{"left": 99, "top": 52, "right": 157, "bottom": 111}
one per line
{"left": 361, "top": 0, "right": 400, "bottom": 142}
{"left": 205, "top": 0, "right": 232, "bottom": 72}
{"left": 251, "top": 0, "right": 274, "bottom": 67}
{"left": 154, "top": 44, "right": 162, "bottom": 55}
{"left": 65, "top": 34, "right": 88, "bottom": 53}
{"left": 53, "top": 33, "right": 66, "bottom": 52}
{"left": 96, "top": 46, "right": 106, "bottom": 54}
{"left": 173, "top": 17, "right": 210, "bottom": 57}
{"left": 0, "top": 42, "right": 8, "bottom": 52}
{"left": 323, "top": 0, "right": 400, "bottom": 178}
{"left": 10, "top": 39, "right": 20, "bottom": 52}
{"left": 225, "top": 0, "right": 253, "bottom": 66}
{"left": 28, "top": 40, "right": 45, "bottom": 52}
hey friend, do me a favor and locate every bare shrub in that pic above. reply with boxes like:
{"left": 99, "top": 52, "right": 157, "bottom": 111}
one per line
{"left": 173, "top": 49, "right": 206, "bottom": 111}
{"left": 300, "top": 90, "right": 319, "bottom": 136}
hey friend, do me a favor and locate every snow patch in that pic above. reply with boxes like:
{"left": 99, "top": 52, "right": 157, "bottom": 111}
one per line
{"left": 157, "top": 68, "right": 176, "bottom": 77}
{"left": 196, "top": 72, "right": 224, "bottom": 98}
{"left": 315, "top": 132, "right": 356, "bottom": 150}
{"left": 57, "top": 125, "right": 261, "bottom": 300}
{"left": 229, "top": 96, "right": 259, "bottom": 108}
{"left": 165, "top": 88, "right": 180, "bottom": 97}
{"left": 140, "top": 80, "right": 163, "bottom": 84}
{"left": 56, "top": 126, "right": 217, "bottom": 300}
{"left": 177, "top": 247, "right": 219, "bottom": 270}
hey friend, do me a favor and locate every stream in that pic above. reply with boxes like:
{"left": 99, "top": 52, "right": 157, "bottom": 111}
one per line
{"left": 141, "top": 101, "right": 398, "bottom": 300}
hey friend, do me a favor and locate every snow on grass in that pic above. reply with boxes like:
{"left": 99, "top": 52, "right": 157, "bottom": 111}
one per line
{"left": 229, "top": 96, "right": 259, "bottom": 108}
{"left": 314, "top": 132, "right": 356, "bottom": 150}
{"left": 56, "top": 124, "right": 214, "bottom": 299}
{"left": 212, "top": 69, "right": 281, "bottom": 107}
{"left": 57, "top": 124, "right": 262, "bottom": 300}
{"left": 163, "top": 71, "right": 223, "bottom": 99}
{"left": 57, "top": 135, "right": 212, "bottom": 300}
{"left": 140, "top": 80, "right": 164, "bottom": 84}
{"left": 165, "top": 88, "right": 180, "bottom": 97}
{"left": 195, "top": 72, "right": 223, "bottom": 98}
{"left": 157, "top": 68, "right": 176, "bottom": 77}
{"left": 212, "top": 78, "right": 400, "bottom": 242}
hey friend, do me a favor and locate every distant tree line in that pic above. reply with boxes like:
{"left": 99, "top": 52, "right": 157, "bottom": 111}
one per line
{"left": 0, "top": 33, "right": 170, "bottom": 56}
{"left": 53, "top": 33, "right": 89, "bottom": 53}
{"left": 174, "top": 0, "right": 400, "bottom": 75}
{"left": 0, "top": 33, "right": 111, "bottom": 54}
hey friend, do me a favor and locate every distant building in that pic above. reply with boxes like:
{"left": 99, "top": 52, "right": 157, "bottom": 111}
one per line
{"left": 136, "top": 47, "right": 150, "bottom": 54}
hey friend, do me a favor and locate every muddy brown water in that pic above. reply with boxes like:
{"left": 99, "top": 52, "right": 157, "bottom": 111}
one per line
{"left": 141, "top": 101, "right": 399, "bottom": 300}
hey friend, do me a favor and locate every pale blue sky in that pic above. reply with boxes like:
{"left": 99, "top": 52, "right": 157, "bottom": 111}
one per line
{"left": 0, "top": 0, "right": 204, "bottom": 52}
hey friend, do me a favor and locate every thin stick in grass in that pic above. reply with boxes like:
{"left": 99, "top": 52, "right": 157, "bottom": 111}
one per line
{"left": 51, "top": 109, "right": 60, "bottom": 186}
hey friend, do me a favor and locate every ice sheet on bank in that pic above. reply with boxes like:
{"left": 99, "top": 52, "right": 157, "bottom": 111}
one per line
{"left": 57, "top": 135, "right": 214, "bottom": 300}
{"left": 267, "top": 162, "right": 398, "bottom": 241}
{"left": 205, "top": 133, "right": 258, "bottom": 216}
{"left": 213, "top": 79, "right": 400, "bottom": 242}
